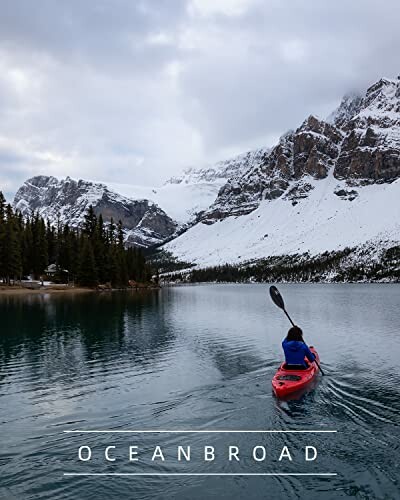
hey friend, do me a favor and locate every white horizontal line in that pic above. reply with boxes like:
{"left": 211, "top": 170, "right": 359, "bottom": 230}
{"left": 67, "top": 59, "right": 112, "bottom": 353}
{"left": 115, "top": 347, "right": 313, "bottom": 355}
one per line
{"left": 64, "top": 472, "right": 337, "bottom": 477}
{"left": 63, "top": 430, "right": 337, "bottom": 434}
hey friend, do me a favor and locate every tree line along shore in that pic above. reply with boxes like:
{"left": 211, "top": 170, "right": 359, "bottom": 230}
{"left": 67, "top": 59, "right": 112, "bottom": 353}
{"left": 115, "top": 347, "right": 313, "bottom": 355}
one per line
{"left": 0, "top": 191, "right": 155, "bottom": 291}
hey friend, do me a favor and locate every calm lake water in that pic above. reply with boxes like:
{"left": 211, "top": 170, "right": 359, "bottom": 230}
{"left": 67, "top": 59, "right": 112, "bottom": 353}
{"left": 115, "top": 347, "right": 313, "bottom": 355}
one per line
{"left": 0, "top": 284, "right": 399, "bottom": 499}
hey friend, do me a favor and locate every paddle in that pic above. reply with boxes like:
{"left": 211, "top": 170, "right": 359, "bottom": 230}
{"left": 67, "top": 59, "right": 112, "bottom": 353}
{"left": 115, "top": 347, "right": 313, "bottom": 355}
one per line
{"left": 269, "top": 285, "right": 325, "bottom": 376}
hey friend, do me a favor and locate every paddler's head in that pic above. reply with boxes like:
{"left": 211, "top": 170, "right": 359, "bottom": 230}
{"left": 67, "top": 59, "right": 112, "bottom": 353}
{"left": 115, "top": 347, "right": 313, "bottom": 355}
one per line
{"left": 286, "top": 326, "right": 303, "bottom": 342}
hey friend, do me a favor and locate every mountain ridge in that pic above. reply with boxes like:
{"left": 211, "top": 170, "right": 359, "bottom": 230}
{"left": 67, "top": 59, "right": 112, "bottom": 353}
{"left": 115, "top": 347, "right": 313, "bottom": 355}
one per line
{"left": 13, "top": 175, "right": 177, "bottom": 248}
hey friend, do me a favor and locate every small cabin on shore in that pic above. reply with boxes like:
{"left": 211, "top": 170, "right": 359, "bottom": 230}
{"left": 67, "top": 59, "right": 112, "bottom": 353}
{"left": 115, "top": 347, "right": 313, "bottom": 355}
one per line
{"left": 44, "top": 264, "right": 69, "bottom": 283}
{"left": 44, "top": 264, "right": 58, "bottom": 277}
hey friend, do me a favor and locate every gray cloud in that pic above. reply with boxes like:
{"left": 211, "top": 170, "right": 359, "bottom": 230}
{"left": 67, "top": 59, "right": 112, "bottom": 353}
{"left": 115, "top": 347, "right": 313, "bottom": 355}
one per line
{"left": 0, "top": 0, "right": 399, "bottom": 200}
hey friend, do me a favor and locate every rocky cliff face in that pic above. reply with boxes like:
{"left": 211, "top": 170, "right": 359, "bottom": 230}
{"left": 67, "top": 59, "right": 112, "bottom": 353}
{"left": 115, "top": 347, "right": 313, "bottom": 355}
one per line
{"left": 202, "top": 76, "right": 400, "bottom": 223}
{"left": 334, "top": 78, "right": 400, "bottom": 182}
{"left": 13, "top": 176, "right": 177, "bottom": 247}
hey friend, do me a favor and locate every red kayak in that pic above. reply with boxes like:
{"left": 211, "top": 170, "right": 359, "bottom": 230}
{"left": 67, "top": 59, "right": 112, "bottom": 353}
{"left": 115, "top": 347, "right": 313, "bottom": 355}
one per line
{"left": 272, "top": 347, "right": 320, "bottom": 398}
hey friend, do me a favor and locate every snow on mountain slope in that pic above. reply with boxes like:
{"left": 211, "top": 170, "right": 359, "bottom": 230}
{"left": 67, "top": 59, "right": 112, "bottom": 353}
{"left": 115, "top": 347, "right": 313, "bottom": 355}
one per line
{"left": 109, "top": 147, "right": 269, "bottom": 224}
{"left": 164, "top": 175, "right": 400, "bottom": 267}
{"left": 108, "top": 179, "right": 224, "bottom": 224}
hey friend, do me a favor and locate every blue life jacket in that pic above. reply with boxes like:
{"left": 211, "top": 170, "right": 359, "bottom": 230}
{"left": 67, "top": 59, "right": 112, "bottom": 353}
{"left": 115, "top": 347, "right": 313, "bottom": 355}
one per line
{"left": 282, "top": 339, "right": 315, "bottom": 367}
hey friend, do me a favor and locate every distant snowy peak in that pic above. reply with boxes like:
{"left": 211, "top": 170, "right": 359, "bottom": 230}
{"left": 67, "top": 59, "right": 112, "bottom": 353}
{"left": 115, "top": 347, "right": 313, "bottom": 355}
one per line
{"left": 104, "top": 150, "right": 268, "bottom": 228}
{"left": 165, "top": 147, "right": 270, "bottom": 186}
{"left": 13, "top": 176, "right": 177, "bottom": 248}
{"left": 151, "top": 147, "right": 270, "bottom": 225}
{"left": 363, "top": 77, "right": 400, "bottom": 110}
{"left": 327, "top": 92, "right": 364, "bottom": 128}
{"left": 327, "top": 77, "right": 400, "bottom": 129}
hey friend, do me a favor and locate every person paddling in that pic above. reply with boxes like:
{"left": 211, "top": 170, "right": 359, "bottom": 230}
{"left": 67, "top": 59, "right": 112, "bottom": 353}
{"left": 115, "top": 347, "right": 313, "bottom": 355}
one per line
{"left": 282, "top": 326, "right": 315, "bottom": 370}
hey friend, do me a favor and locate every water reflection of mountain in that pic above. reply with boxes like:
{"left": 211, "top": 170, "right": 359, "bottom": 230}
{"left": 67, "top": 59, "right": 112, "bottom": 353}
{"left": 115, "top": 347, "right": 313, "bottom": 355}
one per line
{"left": 0, "top": 291, "right": 176, "bottom": 384}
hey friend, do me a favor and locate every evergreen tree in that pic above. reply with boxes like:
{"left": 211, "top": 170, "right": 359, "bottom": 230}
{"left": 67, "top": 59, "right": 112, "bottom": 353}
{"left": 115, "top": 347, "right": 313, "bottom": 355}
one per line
{"left": 3, "top": 205, "right": 22, "bottom": 284}
{"left": 83, "top": 205, "right": 97, "bottom": 238}
{"left": 116, "top": 248, "right": 128, "bottom": 286}
{"left": 77, "top": 237, "right": 98, "bottom": 286}
{"left": 108, "top": 217, "right": 116, "bottom": 245}
{"left": 117, "top": 220, "right": 124, "bottom": 248}
{"left": 47, "top": 220, "right": 56, "bottom": 264}
{"left": 98, "top": 214, "right": 105, "bottom": 241}
{"left": 38, "top": 218, "right": 48, "bottom": 276}
{"left": 22, "top": 217, "right": 33, "bottom": 276}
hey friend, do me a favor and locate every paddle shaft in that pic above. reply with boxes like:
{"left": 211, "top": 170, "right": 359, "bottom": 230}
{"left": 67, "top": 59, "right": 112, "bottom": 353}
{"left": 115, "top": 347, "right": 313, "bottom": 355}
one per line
{"left": 284, "top": 309, "right": 295, "bottom": 327}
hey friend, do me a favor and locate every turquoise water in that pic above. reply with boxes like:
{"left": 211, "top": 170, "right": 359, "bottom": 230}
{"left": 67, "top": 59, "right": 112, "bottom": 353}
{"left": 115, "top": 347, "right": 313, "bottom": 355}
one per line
{"left": 0, "top": 284, "right": 399, "bottom": 499}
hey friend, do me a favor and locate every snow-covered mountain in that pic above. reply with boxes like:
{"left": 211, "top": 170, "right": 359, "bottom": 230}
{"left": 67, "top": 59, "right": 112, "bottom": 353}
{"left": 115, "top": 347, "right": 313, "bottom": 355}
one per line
{"left": 13, "top": 176, "right": 177, "bottom": 247}
{"left": 164, "top": 76, "right": 400, "bottom": 268}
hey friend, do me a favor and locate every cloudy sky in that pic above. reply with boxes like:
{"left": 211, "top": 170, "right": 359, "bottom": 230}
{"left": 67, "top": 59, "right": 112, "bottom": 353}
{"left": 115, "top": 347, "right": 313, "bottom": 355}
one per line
{"left": 0, "top": 0, "right": 399, "bottom": 199}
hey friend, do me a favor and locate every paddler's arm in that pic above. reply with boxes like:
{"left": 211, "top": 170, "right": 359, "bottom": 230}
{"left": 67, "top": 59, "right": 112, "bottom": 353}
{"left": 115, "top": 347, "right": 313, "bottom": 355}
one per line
{"left": 304, "top": 344, "right": 316, "bottom": 362}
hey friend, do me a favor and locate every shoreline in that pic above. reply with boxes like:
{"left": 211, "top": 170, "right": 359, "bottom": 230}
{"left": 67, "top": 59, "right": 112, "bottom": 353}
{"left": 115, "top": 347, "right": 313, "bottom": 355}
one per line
{"left": 2, "top": 281, "right": 396, "bottom": 295}
{"left": 0, "top": 285, "right": 161, "bottom": 296}
{"left": 0, "top": 286, "right": 96, "bottom": 296}
{"left": 162, "top": 280, "right": 399, "bottom": 286}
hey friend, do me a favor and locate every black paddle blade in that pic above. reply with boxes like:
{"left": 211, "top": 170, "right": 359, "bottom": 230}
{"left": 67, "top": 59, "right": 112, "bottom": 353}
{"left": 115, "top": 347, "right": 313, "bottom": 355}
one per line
{"left": 269, "top": 285, "right": 285, "bottom": 310}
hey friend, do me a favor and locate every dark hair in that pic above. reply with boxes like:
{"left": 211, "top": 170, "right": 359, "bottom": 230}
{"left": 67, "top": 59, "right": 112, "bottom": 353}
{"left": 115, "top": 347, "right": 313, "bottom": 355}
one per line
{"left": 286, "top": 326, "right": 303, "bottom": 342}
